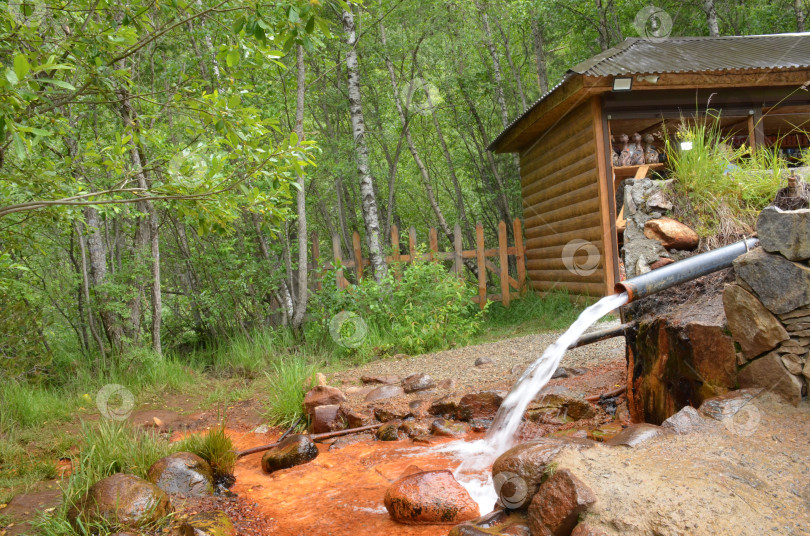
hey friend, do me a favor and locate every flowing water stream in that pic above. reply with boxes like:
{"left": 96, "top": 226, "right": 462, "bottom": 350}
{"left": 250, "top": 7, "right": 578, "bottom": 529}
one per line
{"left": 439, "top": 292, "right": 629, "bottom": 511}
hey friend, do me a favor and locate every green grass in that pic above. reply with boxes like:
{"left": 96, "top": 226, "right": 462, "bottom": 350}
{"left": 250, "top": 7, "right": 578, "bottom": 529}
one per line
{"left": 263, "top": 356, "right": 318, "bottom": 429}
{"left": 179, "top": 425, "right": 235, "bottom": 478}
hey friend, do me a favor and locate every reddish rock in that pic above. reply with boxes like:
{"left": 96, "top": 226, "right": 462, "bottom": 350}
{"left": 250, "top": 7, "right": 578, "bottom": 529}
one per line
{"left": 402, "top": 373, "right": 436, "bottom": 393}
{"left": 738, "top": 351, "right": 803, "bottom": 406}
{"left": 606, "top": 423, "right": 668, "bottom": 447}
{"left": 261, "top": 434, "right": 318, "bottom": 473}
{"left": 571, "top": 523, "right": 607, "bottom": 536}
{"left": 364, "top": 385, "right": 405, "bottom": 402}
{"left": 430, "top": 393, "right": 464, "bottom": 418}
{"left": 373, "top": 403, "right": 410, "bottom": 422}
{"left": 643, "top": 217, "right": 699, "bottom": 250}
{"left": 448, "top": 509, "right": 531, "bottom": 536}
{"left": 377, "top": 420, "right": 403, "bottom": 441}
{"left": 723, "top": 284, "right": 788, "bottom": 360}
{"left": 384, "top": 470, "right": 479, "bottom": 525}
{"left": 458, "top": 391, "right": 505, "bottom": 421}
{"left": 68, "top": 474, "right": 170, "bottom": 530}
{"left": 400, "top": 420, "right": 431, "bottom": 438}
{"left": 649, "top": 257, "right": 675, "bottom": 270}
{"left": 586, "top": 422, "right": 624, "bottom": 442}
{"left": 309, "top": 404, "right": 345, "bottom": 434}
{"left": 408, "top": 399, "right": 431, "bottom": 419}
{"left": 147, "top": 452, "right": 213, "bottom": 497}
{"left": 491, "top": 439, "right": 567, "bottom": 510}
{"left": 361, "top": 374, "right": 401, "bottom": 385}
{"left": 431, "top": 418, "right": 469, "bottom": 437}
{"left": 338, "top": 406, "right": 371, "bottom": 428}
{"left": 528, "top": 469, "right": 596, "bottom": 536}
{"left": 437, "top": 378, "right": 457, "bottom": 390}
{"left": 303, "top": 386, "right": 346, "bottom": 416}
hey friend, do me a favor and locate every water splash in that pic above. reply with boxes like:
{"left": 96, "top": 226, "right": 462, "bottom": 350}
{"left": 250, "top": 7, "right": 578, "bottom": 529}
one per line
{"left": 439, "top": 292, "right": 629, "bottom": 510}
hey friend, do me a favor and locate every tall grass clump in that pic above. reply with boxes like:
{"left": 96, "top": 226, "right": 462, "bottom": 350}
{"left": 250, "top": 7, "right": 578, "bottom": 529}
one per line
{"left": 0, "top": 380, "right": 73, "bottom": 430}
{"left": 263, "top": 356, "right": 317, "bottom": 428}
{"left": 179, "top": 425, "right": 235, "bottom": 478}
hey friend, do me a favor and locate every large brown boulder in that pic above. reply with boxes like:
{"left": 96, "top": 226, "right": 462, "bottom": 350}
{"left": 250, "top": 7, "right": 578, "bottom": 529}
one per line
{"left": 756, "top": 206, "right": 810, "bottom": 261}
{"left": 458, "top": 391, "right": 505, "bottom": 421}
{"left": 68, "top": 473, "right": 170, "bottom": 530}
{"left": 723, "top": 284, "right": 788, "bottom": 360}
{"left": 734, "top": 248, "right": 810, "bottom": 314}
{"left": 527, "top": 469, "right": 596, "bottom": 536}
{"left": 303, "top": 386, "right": 346, "bottom": 416}
{"left": 309, "top": 404, "right": 345, "bottom": 434}
{"left": 147, "top": 452, "right": 213, "bottom": 497}
{"left": 384, "top": 470, "right": 479, "bottom": 525}
{"left": 738, "top": 352, "right": 803, "bottom": 406}
{"left": 643, "top": 218, "right": 699, "bottom": 250}
{"left": 261, "top": 434, "right": 318, "bottom": 473}
{"left": 491, "top": 439, "right": 567, "bottom": 510}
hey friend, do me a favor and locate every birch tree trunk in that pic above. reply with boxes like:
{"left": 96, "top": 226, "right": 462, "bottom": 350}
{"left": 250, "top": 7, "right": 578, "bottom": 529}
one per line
{"left": 494, "top": 18, "right": 527, "bottom": 113}
{"left": 703, "top": 0, "right": 720, "bottom": 36}
{"left": 531, "top": 17, "right": 549, "bottom": 94}
{"left": 291, "top": 43, "right": 308, "bottom": 331}
{"left": 83, "top": 207, "right": 124, "bottom": 353}
{"left": 795, "top": 0, "right": 806, "bottom": 32}
{"left": 342, "top": 5, "right": 387, "bottom": 281}
{"left": 476, "top": 1, "right": 510, "bottom": 128}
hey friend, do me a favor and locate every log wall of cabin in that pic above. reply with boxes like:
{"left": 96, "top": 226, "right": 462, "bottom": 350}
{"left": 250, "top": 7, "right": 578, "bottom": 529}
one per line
{"left": 519, "top": 99, "right": 615, "bottom": 297}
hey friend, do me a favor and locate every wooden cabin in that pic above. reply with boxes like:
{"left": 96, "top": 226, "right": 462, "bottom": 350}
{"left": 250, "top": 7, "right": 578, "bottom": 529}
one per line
{"left": 489, "top": 33, "right": 810, "bottom": 297}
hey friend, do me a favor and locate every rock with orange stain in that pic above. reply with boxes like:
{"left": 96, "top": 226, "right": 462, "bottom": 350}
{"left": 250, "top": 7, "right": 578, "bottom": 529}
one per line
{"left": 384, "top": 470, "right": 480, "bottom": 525}
{"left": 303, "top": 386, "right": 346, "bottom": 416}
{"left": 261, "top": 434, "right": 318, "bottom": 473}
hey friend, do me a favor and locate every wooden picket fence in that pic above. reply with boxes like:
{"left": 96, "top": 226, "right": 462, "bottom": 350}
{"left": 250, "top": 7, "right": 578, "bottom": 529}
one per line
{"left": 309, "top": 219, "right": 527, "bottom": 309}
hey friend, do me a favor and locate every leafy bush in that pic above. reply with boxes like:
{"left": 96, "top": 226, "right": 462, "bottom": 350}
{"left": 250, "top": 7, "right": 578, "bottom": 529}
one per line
{"left": 309, "top": 257, "right": 484, "bottom": 357}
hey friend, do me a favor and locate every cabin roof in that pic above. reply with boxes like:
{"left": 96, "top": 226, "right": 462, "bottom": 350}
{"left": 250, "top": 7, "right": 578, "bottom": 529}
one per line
{"left": 489, "top": 32, "right": 810, "bottom": 152}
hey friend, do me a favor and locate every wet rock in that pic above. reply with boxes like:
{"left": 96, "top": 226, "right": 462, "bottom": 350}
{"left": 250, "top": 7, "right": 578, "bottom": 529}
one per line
{"left": 756, "top": 206, "right": 810, "bottom": 261}
{"left": 429, "top": 393, "right": 464, "bottom": 418}
{"left": 528, "top": 469, "right": 596, "bottom": 536}
{"left": 571, "top": 523, "right": 607, "bottom": 536}
{"left": 400, "top": 420, "right": 430, "bottom": 438}
{"left": 437, "top": 378, "right": 457, "bottom": 390}
{"left": 178, "top": 510, "right": 235, "bottom": 536}
{"left": 491, "top": 439, "right": 567, "bottom": 509}
{"left": 458, "top": 391, "right": 505, "bottom": 421}
{"left": 376, "top": 420, "right": 402, "bottom": 441}
{"left": 475, "top": 357, "right": 494, "bottom": 367}
{"left": 649, "top": 257, "right": 675, "bottom": 270}
{"left": 338, "top": 406, "right": 371, "bottom": 428}
{"left": 449, "top": 509, "right": 531, "bottom": 536}
{"left": 549, "top": 429, "right": 589, "bottom": 440}
{"left": 551, "top": 367, "right": 569, "bottom": 379}
{"left": 309, "top": 404, "right": 345, "bottom": 434}
{"left": 402, "top": 373, "right": 436, "bottom": 393}
{"left": 303, "top": 386, "right": 346, "bottom": 416}
{"left": 734, "top": 248, "right": 810, "bottom": 314}
{"left": 384, "top": 469, "right": 479, "bottom": 525}
{"left": 661, "top": 406, "right": 714, "bottom": 434}
{"left": 606, "top": 423, "right": 668, "bottom": 447}
{"left": 738, "top": 351, "right": 803, "bottom": 406}
{"left": 468, "top": 418, "right": 491, "bottom": 432}
{"left": 68, "top": 473, "right": 170, "bottom": 530}
{"left": 261, "top": 434, "right": 318, "bottom": 473}
{"left": 431, "top": 418, "right": 469, "bottom": 437}
{"left": 586, "top": 422, "right": 624, "bottom": 442}
{"left": 643, "top": 217, "right": 699, "bottom": 250}
{"left": 723, "top": 284, "right": 788, "bottom": 359}
{"left": 328, "top": 432, "right": 373, "bottom": 451}
{"left": 373, "top": 404, "right": 409, "bottom": 422}
{"left": 147, "top": 452, "right": 213, "bottom": 497}
{"left": 528, "top": 392, "right": 594, "bottom": 423}
{"left": 364, "top": 385, "right": 405, "bottom": 402}
{"left": 408, "top": 399, "right": 431, "bottom": 419}
{"left": 361, "top": 374, "right": 401, "bottom": 385}
{"left": 698, "top": 388, "right": 762, "bottom": 421}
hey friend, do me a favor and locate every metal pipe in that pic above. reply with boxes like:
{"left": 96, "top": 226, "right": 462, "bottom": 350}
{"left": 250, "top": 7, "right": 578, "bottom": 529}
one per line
{"left": 570, "top": 322, "right": 633, "bottom": 349}
{"left": 615, "top": 238, "right": 759, "bottom": 302}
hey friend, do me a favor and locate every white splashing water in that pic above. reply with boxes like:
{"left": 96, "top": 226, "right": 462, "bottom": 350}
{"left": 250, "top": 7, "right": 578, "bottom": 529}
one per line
{"left": 437, "top": 292, "right": 629, "bottom": 513}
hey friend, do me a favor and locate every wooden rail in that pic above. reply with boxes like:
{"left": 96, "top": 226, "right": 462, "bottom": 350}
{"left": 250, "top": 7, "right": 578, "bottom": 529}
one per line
{"left": 309, "top": 219, "right": 527, "bottom": 309}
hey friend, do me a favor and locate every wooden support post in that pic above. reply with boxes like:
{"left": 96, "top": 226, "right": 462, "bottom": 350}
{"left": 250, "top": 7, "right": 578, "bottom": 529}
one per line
{"left": 513, "top": 218, "right": 526, "bottom": 294}
{"left": 352, "top": 231, "right": 363, "bottom": 281}
{"left": 752, "top": 107, "right": 765, "bottom": 150}
{"left": 391, "top": 225, "right": 401, "bottom": 280}
{"left": 498, "top": 221, "right": 510, "bottom": 307}
{"left": 311, "top": 231, "right": 321, "bottom": 291}
{"left": 408, "top": 227, "right": 417, "bottom": 263}
{"left": 332, "top": 234, "right": 346, "bottom": 289}
{"left": 453, "top": 224, "right": 463, "bottom": 276}
{"left": 747, "top": 113, "right": 756, "bottom": 151}
{"left": 476, "top": 223, "right": 486, "bottom": 310}
{"left": 429, "top": 228, "right": 438, "bottom": 261}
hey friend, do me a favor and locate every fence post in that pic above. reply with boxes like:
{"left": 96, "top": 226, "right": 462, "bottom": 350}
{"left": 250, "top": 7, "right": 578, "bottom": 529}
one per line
{"left": 332, "top": 234, "right": 346, "bottom": 289}
{"left": 391, "top": 225, "right": 402, "bottom": 280}
{"left": 408, "top": 227, "right": 417, "bottom": 263}
{"left": 513, "top": 218, "right": 526, "bottom": 293}
{"left": 498, "top": 221, "right": 510, "bottom": 307}
{"left": 352, "top": 231, "right": 363, "bottom": 281}
{"left": 429, "top": 228, "right": 438, "bottom": 261}
{"left": 476, "top": 222, "right": 486, "bottom": 310}
{"left": 311, "top": 231, "right": 322, "bottom": 291}
{"left": 453, "top": 224, "right": 462, "bottom": 276}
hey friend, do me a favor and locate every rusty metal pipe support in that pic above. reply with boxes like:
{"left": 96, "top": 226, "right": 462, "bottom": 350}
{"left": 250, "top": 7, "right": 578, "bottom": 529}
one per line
{"left": 615, "top": 238, "right": 759, "bottom": 302}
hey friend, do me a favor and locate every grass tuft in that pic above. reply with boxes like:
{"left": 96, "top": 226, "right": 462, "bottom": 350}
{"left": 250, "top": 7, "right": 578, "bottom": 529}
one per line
{"left": 263, "top": 356, "right": 317, "bottom": 429}
{"left": 179, "top": 425, "right": 235, "bottom": 478}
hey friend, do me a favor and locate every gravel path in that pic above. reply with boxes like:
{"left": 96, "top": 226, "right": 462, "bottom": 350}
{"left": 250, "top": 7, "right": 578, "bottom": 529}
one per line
{"left": 332, "top": 320, "right": 625, "bottom": 391}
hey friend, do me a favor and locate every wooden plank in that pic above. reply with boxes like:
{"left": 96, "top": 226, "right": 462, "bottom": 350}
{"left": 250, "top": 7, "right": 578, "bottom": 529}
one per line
{"left": 529, "top": 279, "right": 606, "bottom": 297}
{"left": 522, "top": 167, "right": 595, "bottom": 207}
{"left": 525, "top": 212, "right": 601, "bottom": 239}
{"left": 520, "top": 125, "right": 594, "bottom": 177}
{"left": 524, "top": 182, "right": 597, "bottom": 220}
{"left": 527, "top": 255, "right": 605, "bottom": 272}
{"left": 520, "top": 115, "right": 594, "bottom": 166}
{"left": 747, "top": 114, "right": 756, "bottom": 151}
{"left": 513, "top": 218, "right": 526, "bottom": 294}
{"left": 311, "top": 231, "right": 322, "bottom": 291}
{"left": 633, "top": 164, "right": 650, "bottom": 180}
{"left": 524, "top": 239, "right": 604, "bottom": 261}
{"left": 524, "top": 224, "right": 603, "bottom": 251}
{"left": 453, "top": 224, "right": 463, "bottom": 276}
{"left": 391, "top": 224, "right": 401, "bottom": 280}
{"left": 352, "top": 231, "right": 363, "bottom": 281}
{"left": 476, "top": 223, "right": 486, "bottom": 310}
{"left": 521, "top": 154, "right": 595, "bottom": 197}
{"left": 521, "top": 140, "right": 595, "bottom": 188}
{"left": 526, "top": 268, "right": 605, "bottom": 284}
{"left": 409, "top": 227, "right": 417, "bottom": 265}
{"left": 429, "top": 228, "right": 438, "bottom": 261}
{"left": 483, "top": 258, "right": 519, "bottom": 289}
{"left": 591, "top": 95, "right": 616, "bottom": 295}
{"left": 332, "top": 234, "right": 347, "bottom": 289}
{"left": 524, "top": 197, "right": 600, "bottom": 229}
{"left": 498, "top": 221, "right": 510, "bottom": 307}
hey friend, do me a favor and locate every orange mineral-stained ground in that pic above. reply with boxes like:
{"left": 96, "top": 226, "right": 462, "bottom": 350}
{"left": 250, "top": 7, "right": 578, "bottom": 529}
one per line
{"left": 230, "top": 430, "right": 487, "bottom": 536}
